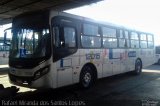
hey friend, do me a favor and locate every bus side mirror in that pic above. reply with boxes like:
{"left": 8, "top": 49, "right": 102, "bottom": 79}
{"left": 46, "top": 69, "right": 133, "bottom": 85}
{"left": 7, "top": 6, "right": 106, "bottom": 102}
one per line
{"left": 4, "top": 28, "right": 11, "bottom": 46}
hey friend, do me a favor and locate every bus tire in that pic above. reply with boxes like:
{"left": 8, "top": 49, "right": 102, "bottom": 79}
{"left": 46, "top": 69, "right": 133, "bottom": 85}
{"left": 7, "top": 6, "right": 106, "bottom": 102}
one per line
{"left": 134, "top": 59, "right": 142, "bottom": 75}
{"left": 80, "top": 65, "right": 95, "bottom": 89}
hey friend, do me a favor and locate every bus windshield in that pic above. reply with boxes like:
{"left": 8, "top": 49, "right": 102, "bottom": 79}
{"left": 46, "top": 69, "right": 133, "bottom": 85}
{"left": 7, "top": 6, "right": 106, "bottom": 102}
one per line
{"left": 10, "top": 28, "right": 51, "bottom": 59}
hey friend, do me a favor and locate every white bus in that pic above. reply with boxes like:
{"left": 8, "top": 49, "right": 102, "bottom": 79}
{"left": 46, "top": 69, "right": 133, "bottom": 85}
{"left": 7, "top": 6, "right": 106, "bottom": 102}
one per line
{"left": 5, "top": 10, "right": 155, "bottom": 89}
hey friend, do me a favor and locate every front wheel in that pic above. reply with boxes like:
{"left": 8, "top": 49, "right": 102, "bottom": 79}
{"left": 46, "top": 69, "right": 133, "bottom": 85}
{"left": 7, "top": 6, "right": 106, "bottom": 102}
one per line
{"left": 133, "top": 59, "right": 142, "bottom": 75}
{"left": 80, "top": 66, "right": 95, "bottom": 89}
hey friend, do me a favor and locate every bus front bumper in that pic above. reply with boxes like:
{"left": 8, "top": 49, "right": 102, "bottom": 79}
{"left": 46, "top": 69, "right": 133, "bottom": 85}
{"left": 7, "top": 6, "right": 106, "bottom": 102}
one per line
{"left": 8, "top": 72, "right": 52, "bottom": 89}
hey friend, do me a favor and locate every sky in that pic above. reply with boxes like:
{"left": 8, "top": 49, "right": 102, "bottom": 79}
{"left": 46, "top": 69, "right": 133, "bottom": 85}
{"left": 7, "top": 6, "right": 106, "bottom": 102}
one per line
{"left": 65, "top": 0, "right": 160, "bottom": 46}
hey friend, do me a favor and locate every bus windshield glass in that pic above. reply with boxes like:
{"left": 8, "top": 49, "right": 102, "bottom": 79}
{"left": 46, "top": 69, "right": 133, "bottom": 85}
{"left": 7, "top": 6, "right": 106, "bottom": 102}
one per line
{"left": 10, "top": 28, "right": 51, "bottom": 59}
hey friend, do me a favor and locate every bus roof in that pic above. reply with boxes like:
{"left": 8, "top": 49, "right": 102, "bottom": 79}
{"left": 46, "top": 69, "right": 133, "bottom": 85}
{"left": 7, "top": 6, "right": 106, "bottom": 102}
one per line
{"left": 51, "top": 10, "right": 153, "bottom": 35}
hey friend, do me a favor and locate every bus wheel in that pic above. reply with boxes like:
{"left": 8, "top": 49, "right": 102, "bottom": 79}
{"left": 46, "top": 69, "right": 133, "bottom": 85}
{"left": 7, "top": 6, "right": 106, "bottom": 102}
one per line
{"left": 134, "top": 59, "right": 142, "bottom": 75}
{"left": 80, "top": 66, "right": 95, "bottom": 89}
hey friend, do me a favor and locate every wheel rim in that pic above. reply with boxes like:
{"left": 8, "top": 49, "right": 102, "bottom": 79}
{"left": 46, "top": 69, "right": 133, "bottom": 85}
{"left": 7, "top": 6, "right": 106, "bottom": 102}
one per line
{"left": 137, "top": 64, "right": 141, "bottom": 73}
{"left": 136, "top": 61, "right": 141, "bottom": 73}
{"left": 82, "top": 72, "right": 91, "bottom": 87}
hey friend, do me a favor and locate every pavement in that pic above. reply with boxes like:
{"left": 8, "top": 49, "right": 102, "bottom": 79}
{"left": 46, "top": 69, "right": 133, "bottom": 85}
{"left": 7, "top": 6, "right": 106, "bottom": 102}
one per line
{"left": 0, "top": 65, "right": 160, "bottom": 106}
{"left": 0, "top": 65, "right": 34, "bottom": 93}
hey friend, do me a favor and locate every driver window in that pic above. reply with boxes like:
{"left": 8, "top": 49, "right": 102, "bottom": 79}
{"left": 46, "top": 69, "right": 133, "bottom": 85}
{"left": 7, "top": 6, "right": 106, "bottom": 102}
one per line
{"left": 55, "top": 27, "right": 76, "bottom": 48}
{"left": 64, "top": 27, "right": 76, "bottom": 47}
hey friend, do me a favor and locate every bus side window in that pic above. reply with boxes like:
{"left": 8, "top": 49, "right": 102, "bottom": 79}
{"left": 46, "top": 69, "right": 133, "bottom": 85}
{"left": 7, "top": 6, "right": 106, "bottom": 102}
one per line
{"left": 119, "top": 38, "right": 125, "bottom": 47}
{"left": 140, "top": 33, "right": 147, "bottom": 48}
{"left": 81, "top": 36, "right": 92, "bottom": 47}
{"left": 124, "top": 31, "right": 130, "bottom": 48}
{"left": 147, "top": 34, "right": 154, "bottom": 48}
{"left": 64, "top": 27, "right": 76, "bottom": 48}
{"left": 81, "top": 23, "right": 101, "bottom": 48}
{"left": 130, "top": 32, "right": 139, "bottom": 48}
{"left": 54, "top": 27, "right": 76, "bottom": 48}
{"left": 54, "top": 27, "right": 60, "bottom": 47}
{"left": 102, "top": 27, "right": 117, "bottom": 48}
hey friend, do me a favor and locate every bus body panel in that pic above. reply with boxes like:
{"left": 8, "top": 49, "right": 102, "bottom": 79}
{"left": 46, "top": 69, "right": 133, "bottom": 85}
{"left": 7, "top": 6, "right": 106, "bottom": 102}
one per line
{"left": 56, "top": 50, "right": 80, "bottom": 87}
{"left": 7, "top": 9, "right": 155, "bottom": 89}
{"left": 9, "top": 59, "right": 53, "bottom": 88}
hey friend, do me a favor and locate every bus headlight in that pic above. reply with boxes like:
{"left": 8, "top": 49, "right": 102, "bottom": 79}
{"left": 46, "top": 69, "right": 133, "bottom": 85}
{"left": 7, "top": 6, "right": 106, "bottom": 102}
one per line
{"left": 34, "top": 66, "right": 50, "bottom": 80}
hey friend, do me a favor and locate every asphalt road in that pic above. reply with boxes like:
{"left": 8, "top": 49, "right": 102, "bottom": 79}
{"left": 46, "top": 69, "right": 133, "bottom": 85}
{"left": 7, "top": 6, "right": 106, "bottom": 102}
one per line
{"left": 1, "top": 65, "right": 160, "bottom": 106}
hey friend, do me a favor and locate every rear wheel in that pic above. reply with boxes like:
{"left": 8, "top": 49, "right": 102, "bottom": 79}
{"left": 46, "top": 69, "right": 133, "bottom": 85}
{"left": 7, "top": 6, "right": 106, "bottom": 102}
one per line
{"left": 80, "top": 66, "right": 95, "bottom": 89}
{"left": 134, "top": 59, "right": 142, "bottom": 75}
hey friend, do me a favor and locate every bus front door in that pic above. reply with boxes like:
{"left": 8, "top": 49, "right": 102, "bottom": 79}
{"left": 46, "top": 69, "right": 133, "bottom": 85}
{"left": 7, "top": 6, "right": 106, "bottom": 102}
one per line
{"left": 53, "top": 23, "right": 78, "bottom": 87}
